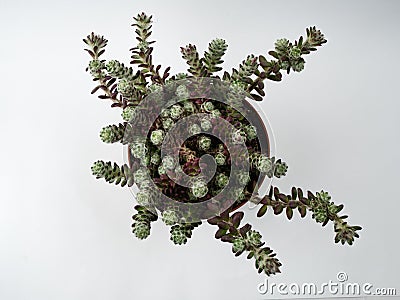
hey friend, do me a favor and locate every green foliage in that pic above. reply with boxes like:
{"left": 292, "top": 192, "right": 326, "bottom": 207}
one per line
{"left": 224, "top": 26, "right": 328, "bottom": 101}
{"left": 270, "top": 26, "right": 327, "bottom": 75}
{"left": 203, "top": 38, "right": 228, "bottom": 75}
{"left": 304, "top": 26, "right": 328, "bottom": 51}
{"left": 274, "top": 159, "right": 288, "bottom": 178}
{"left": 250, "top": 154, "right": 288, "bottom": 178}
{"left": 91, "top": 160, "right": 134, "bottom": 187}
{"left": 231, "top": 55, "right": 259, "bottom": 83}
{"left": 208, "top": 211, "right": 282, "bottom": 275}
{"left": 180, "top": 44, "right": 207, "bottom": 77}
{"left": 132, "top": 205, "right": 158, "bottom": 240}
{"left": 256, "top": 186, "right": 362, "bottom": 245}
{"left": 274, "top": 38, "right": 289, "bottom": 54}
{"left": 232, "top": 238, "right": 246, "bottom": 253}
{"left": 106, "top": 60, "right": 136, "bottom": 80}
{"left": 334, "top": 220, "right": 362, "bottom": 245}
{"left": 85, "top": 12, "right": 361, "bottom": 277}
{"left": 252, "top": 247, "right": 282, "bottom": 275}
{"left": 130, "top": 12, "right": 170, "bottom": 84}
{"left": 170, "top": 222, "right": 201, "bottom": 245}
{"left": 88, "top": 59, "right": 105, "bottom": 78}
{"left": 161, "top": 209, "right": 179, "bottom": 226}
{"left": 83, "top": 32, "right": 108, "bottom": 59}
{"left": 99, "top": 123, "right": 126, "bottom": 144}
{"left": 121, "top": 106, "right": 136, "bottom": 122}
{"left": 83, "top": 33, "right": 125, "bottom": 107}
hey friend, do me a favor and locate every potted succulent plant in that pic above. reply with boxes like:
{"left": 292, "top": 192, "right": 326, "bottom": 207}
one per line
{"left": 84, "top": 12, "right": 362, "bottom": 276}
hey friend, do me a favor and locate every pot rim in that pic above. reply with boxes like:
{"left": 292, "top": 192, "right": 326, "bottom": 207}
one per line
{"left": 127, "top": 98, "right": 271, "bottom": 217}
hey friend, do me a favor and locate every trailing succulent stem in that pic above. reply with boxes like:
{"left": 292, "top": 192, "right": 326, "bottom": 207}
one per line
{"left": 130, "top": 12, "right": 170, "bottom": 84}
{"left": 256, "top": 187, "right": 362, "bottom": 245}
{"left": 132, "top": 205, "right": 158, "bottom": 239}
{"left": 169, "top": 222, "right": 202, "bottom": 245}
{"left": 208, "top": 212, "right": 281, "bottom": 276}
{"left": 181, "top": 44, "right": 207, "bottom": 77}
{"left": 84, "top": 33, "right": 123, "bottom": 106}
{"left": 223, "top": 26, "right": 327, "bottom": 101}
{"left": 99, "top": 123, "right": 126, "bottom": 144}
{"left": 91, "top": 161, "right": 134, "bottom": 187}
{"left": 203, "top": 38, "right": 228, "bottom": 75}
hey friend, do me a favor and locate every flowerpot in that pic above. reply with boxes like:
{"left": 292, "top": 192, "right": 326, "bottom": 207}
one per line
{"left": 126, "top": 79, "right": 272, "bottom": 222}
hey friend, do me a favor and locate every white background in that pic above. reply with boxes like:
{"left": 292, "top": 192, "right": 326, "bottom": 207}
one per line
{"left": 1, "top": 0, "right": 399, "bottom": 299}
